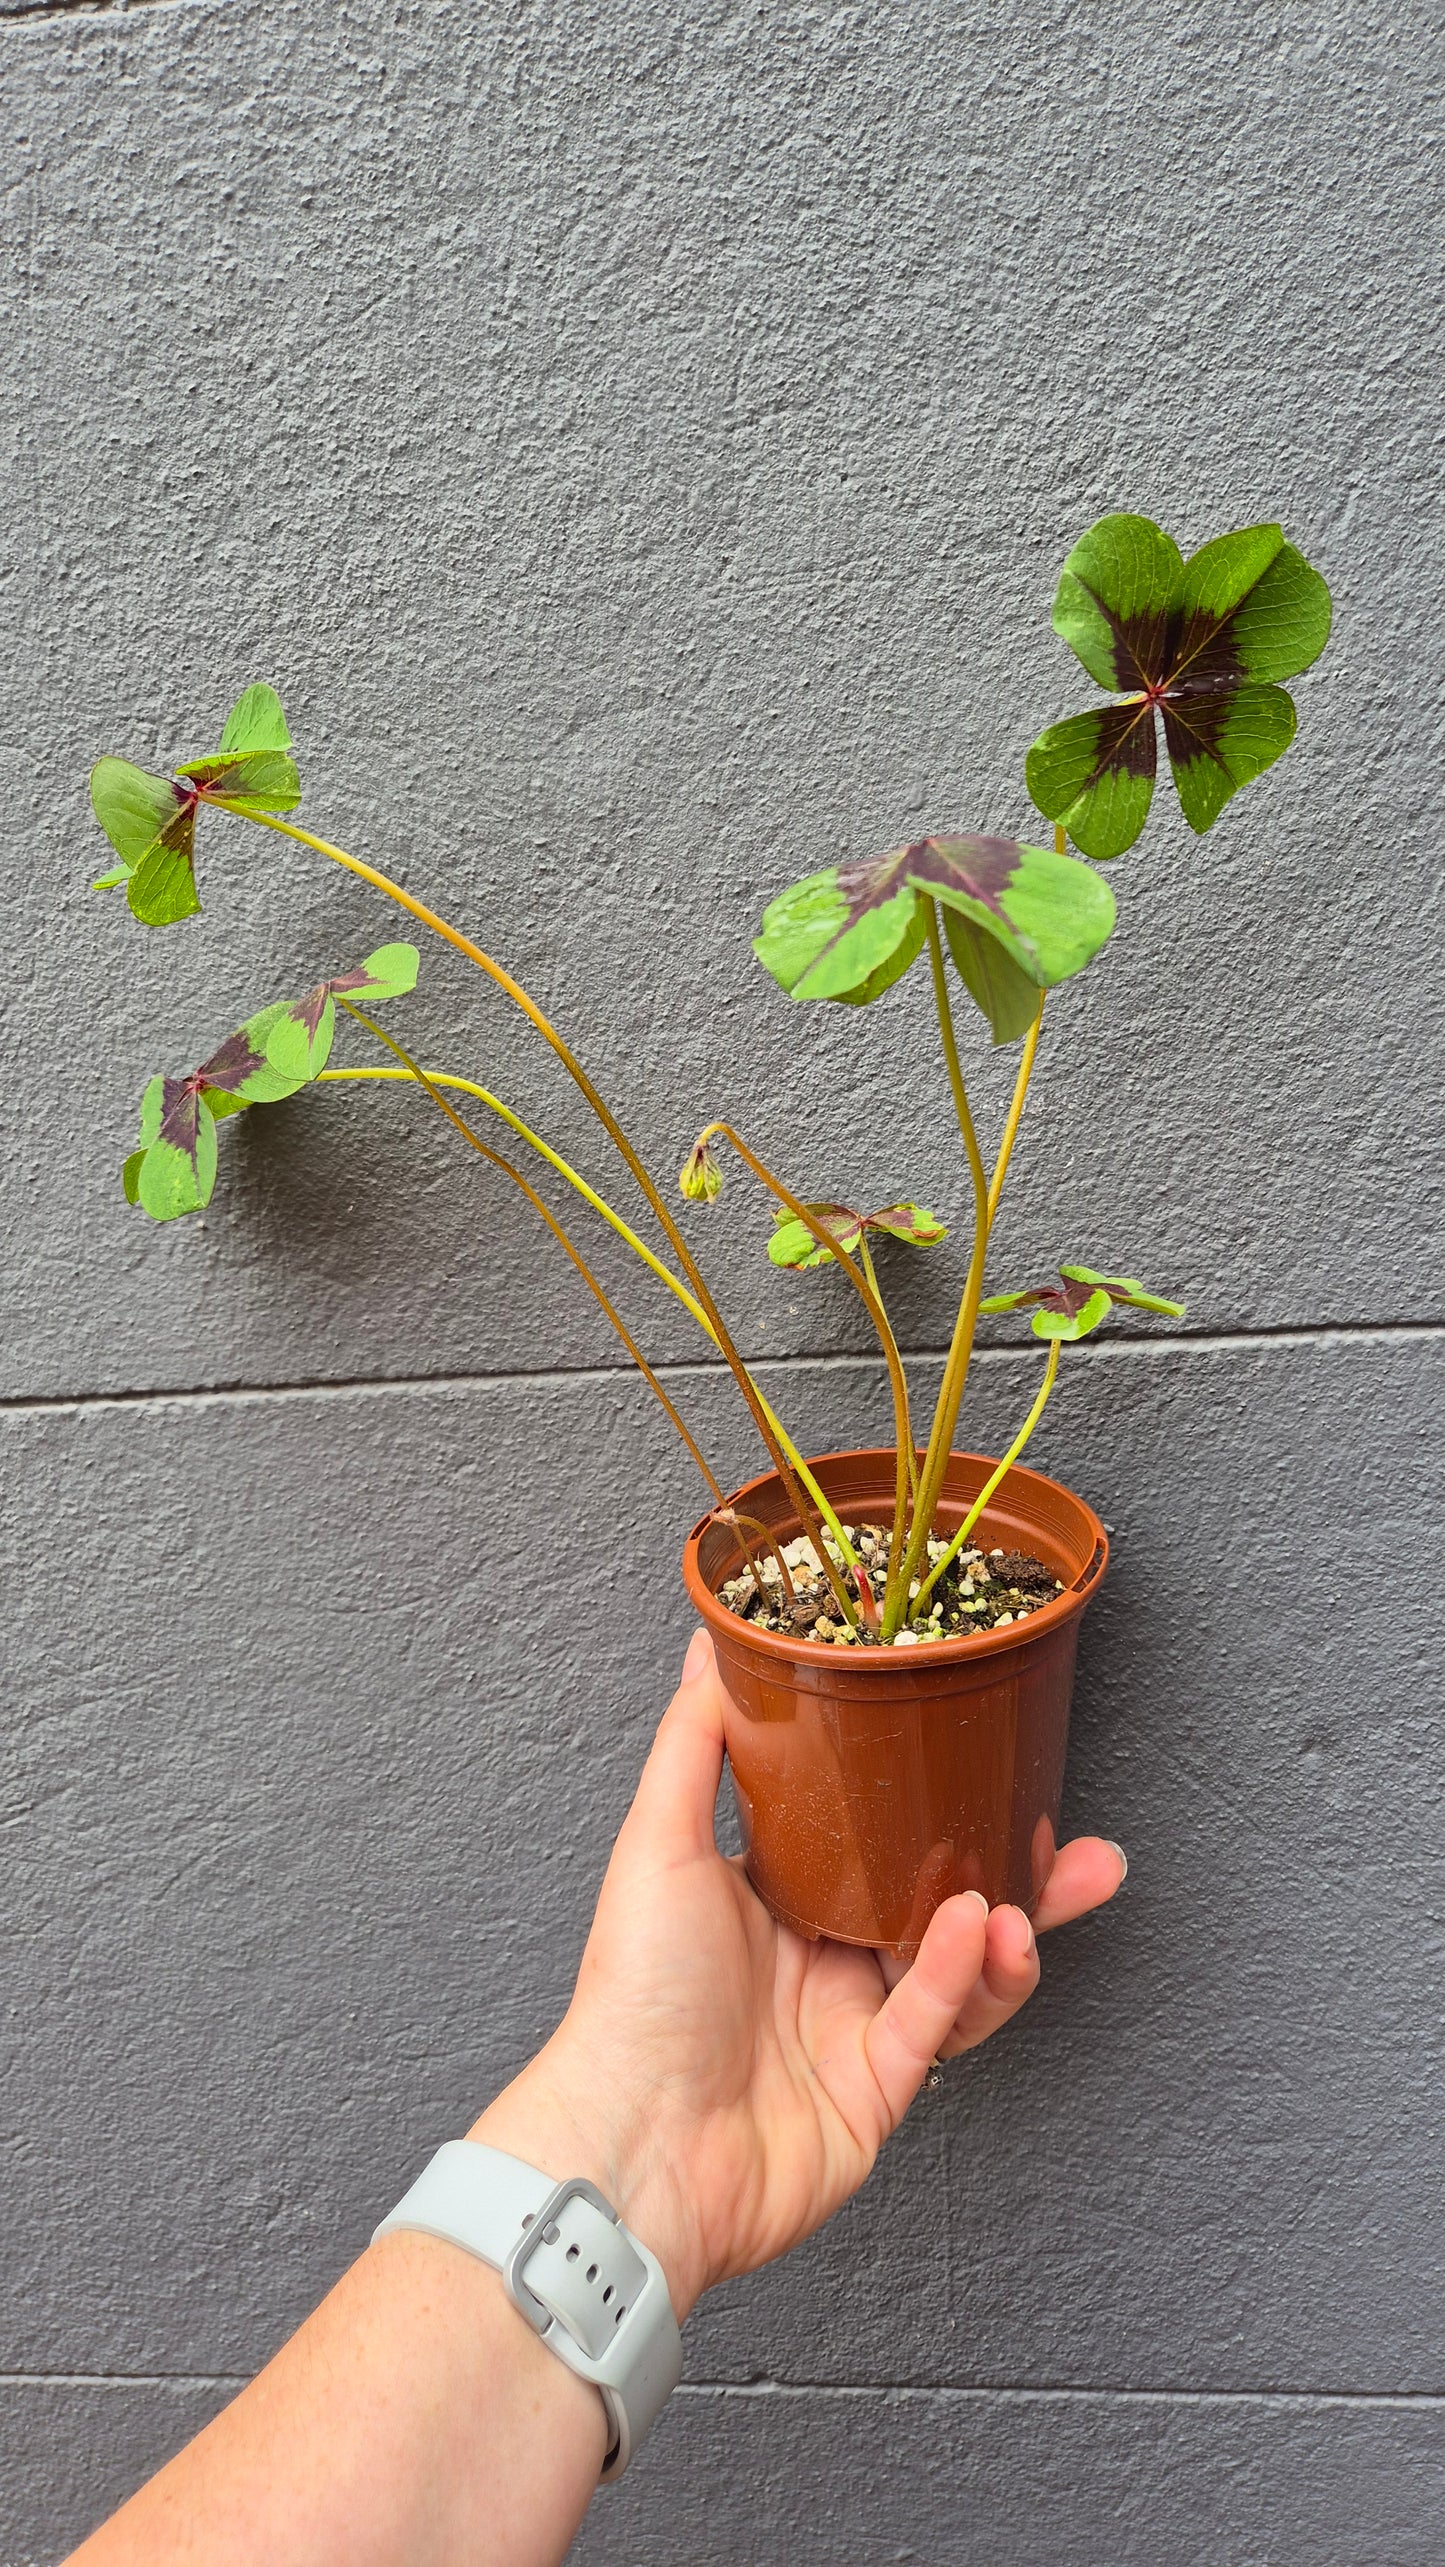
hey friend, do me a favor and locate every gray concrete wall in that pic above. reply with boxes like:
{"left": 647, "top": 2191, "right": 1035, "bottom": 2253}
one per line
{"left": 2, "top": 1, "right": 1441, "bottom": 2558}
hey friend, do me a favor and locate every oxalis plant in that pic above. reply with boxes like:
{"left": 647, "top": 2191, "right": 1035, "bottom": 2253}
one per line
{"left": 92, "top": 512, "right": 1331, "bottom": 1647}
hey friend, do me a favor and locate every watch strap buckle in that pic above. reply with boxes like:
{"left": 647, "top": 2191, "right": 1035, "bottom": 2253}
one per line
{"left": 503, "top": 2175, "right": 648, "bottom": 2358}
{"left": 373, "top": 2140, "right": 682, "bottom": 2481}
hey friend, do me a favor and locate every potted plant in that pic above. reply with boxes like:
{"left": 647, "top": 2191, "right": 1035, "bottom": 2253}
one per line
{"left": 89, "top": 511, "right": 1331, "bottom": 1958}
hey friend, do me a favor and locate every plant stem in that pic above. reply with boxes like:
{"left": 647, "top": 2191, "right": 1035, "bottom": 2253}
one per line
{"left": 695, "top": 1120, "right": 916, "bottom": 1583}
{"left": 724, "top": 1510, "right": 797, "bottom": 1603}
{"left": 237, "top": 807, "right": 845, "bottom": 1600}
{"left": 986, "top": 997, "right": 1043, "bottom": 1226}
{"left": 322, "top": 1068, "right": 696, "bottom": 1302}
{"left": 318, "top": 1066, "right": 857, "bottom": 1567}
{"left": 883, "top": 904, "right": 992, "bottom": 1635}
{"left": 858, "top": 1231, "right": 919, "bottom": 1508}
{"left": 922, "top": 899, "right": 992, "bottom": 1226}
{"left": 981, "top": 825, "right": 1061, "bottom": 1227}
{"left": 908, "top": 1339, "right": 1061, "bottom": 1618}
{"left": 335, "top": 1002, "right": 729, "bottom": 1514}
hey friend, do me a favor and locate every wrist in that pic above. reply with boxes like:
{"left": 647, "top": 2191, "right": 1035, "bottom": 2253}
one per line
{"left": 467, "top": 2037, "right": 706, "bottom": 2323}
{"left": 367, "top": 2221, "right": 609, "bottom": 2472}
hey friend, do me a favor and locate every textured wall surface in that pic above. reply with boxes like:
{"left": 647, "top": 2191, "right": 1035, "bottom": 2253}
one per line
{"left": 2, "top": 1, "right": 1442, "bottom": 2560}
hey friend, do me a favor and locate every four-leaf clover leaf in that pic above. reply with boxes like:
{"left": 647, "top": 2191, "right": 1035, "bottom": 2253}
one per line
{"left": 1025, "top": 515, "right": 1332, "bottom": 860}
{"left": 767, "top": 1199, "right": 949, "bottom": 1271}
{"left": 92, "top": 682, "right": 300, "bottom": 927}
{"left": 754, "top": 832, "right": 1116, "bottom": 1045}
{"left": 981, "top": 1264, "right": 1186, "bottom": 1340}
{"left": 123, "top": 944, "right": 419, "bottom": 1221}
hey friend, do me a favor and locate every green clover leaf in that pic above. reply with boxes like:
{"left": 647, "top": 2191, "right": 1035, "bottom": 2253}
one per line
{"left": 1025, "top": 515, "right": 1332, "bottom": 859}
{"left": 767, "top": 1200, "right": 948, "bottom": 1271}
{"left": 127, "top": 1073, "right": 221, "bottom": 1221}
{"left": 123, "top": 947, "right": 420, "bottom": 1220}
{"left": 754, "top": 833, "right": 1115, "bottom": 1043}
{"left": 981, "top": 1263, "right": 1187, "bottom": 1342}
{"left": 262, "top": 943, "right": 420, "bottom": 1081}
{"left": 91, "top": 682, "right": 300, "bottom": 927}
{"left": 124, "top": 1005, "right": 311, "bottom": 1222}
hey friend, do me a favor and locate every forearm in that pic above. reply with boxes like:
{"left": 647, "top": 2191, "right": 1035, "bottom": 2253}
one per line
{"left": 67, "top": 2046, "right": 696, "bottom": 2567}
{"left": 67, "top": 2212, "right": 608, "bottom": 2567}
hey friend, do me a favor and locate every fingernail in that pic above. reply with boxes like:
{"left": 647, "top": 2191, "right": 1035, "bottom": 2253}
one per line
{"left": 963, "top": 1890, "right": 989, "bottom": 1916}
{"left": 1105, "top": 1841, "right": 1129, "bottom": 1883}
{"left": 681, "top": 1628, "right": 711, "bottom": 1683}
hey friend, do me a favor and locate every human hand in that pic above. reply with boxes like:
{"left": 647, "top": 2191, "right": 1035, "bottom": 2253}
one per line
{"left": 472, "top": 1629, "right": 1125, "bottom": 2321}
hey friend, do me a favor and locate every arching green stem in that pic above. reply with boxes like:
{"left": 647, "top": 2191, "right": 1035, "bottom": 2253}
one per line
{"left": 316, "top": 1064, "right": 856, "bottom": 1568}
{"left": 695, "top": 1119, "right": 915, "bottom": 1607}
{"left": 909, "top": 1338, "right": 1061, "bottom": 1619}
{"left": 235, "top": 805, "right": 842, "bottom": 1590}
{"left": 335, "top": 1002, "right": 729, "bottom": 1520}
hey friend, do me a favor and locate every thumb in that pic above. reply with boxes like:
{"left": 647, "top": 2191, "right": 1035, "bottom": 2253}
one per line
{"left": 618, "top": 1629, "right": 729, "bottom": 1861}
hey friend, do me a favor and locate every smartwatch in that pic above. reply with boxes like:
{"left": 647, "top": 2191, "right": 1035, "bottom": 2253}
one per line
{"left": 373, "top": 2140, "right": 683, "bottom": 2479}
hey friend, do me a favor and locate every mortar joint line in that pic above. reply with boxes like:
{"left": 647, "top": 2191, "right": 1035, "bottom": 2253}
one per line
{"left": 0, "top": 1318, "right": 1439, "bottom": 1421}
{"left": 1, "top": 2371, "right": 1440, "bottom": 2412}
{"left": 1, "top": 2, "right": 185, "bottom": 25}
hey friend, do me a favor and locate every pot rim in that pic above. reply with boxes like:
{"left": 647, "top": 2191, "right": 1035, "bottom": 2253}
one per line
{"left": 681, "top": 1444, "right": 1108, "bottom": 1671}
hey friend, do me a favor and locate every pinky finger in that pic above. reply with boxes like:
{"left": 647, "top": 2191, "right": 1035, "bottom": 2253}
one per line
{"left": 1031, "top": 1836, "right": 1128, "bottom": 1936}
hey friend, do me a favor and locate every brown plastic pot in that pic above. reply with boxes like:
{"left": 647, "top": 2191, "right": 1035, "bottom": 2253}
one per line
{"left": 682, "top": 1446, "right": 1108, "bottom": 1960}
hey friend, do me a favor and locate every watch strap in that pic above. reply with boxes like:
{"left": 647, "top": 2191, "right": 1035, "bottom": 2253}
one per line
{"left": 373, "top": 2140, "right": 682, "bottom": 2479}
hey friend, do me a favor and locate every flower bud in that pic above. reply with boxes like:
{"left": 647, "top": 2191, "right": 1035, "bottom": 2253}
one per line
{"left": 679, "top": 1138, "right": 723, "bottom": 1202}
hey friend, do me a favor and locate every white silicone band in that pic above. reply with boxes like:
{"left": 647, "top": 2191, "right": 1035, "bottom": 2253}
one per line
{"left": 372, "top": 2140, "right": 683, "bottom": 2479}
